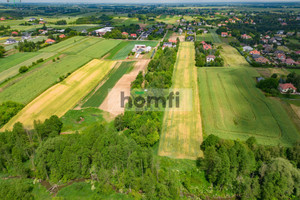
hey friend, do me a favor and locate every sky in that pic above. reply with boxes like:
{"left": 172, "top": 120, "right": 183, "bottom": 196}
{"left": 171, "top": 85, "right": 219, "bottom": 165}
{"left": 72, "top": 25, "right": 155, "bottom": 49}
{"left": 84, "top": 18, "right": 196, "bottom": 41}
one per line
{"left": 2, "top": 0, "right": 300, "bottom": 3}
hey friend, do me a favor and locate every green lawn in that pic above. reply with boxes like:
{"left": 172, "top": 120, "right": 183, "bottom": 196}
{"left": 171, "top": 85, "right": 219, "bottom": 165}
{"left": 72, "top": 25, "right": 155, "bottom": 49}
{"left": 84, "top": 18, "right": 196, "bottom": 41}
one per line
{"left": 287, "top": 68, "right": 300, "bottom": 75}
{"left": 105, "top": 41, "right": 129, "bottom": 59}
{"left": 82, "top": 61, "right": 134, "bottom": 108}
{"left": 198, "top": 44, "right": 300, "bottom": 146}
{"left": 40, "top": 36, "right": 87, "bottom": 53}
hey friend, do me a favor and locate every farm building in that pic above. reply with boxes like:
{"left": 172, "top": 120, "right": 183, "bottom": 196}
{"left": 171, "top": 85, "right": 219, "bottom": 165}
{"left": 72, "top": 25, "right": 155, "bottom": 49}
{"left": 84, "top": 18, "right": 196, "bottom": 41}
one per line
{"left": 95, "top": 27, "right": 114, "bottom": 36}
{"left": 5, "top": 38, "right": 17, "bottom": 44}
{"left": 132, "top": 44, "right": 152, "bottom": 53}
{"left": 279, "top": 83, "right": 297, "bottom": 93}
{"left": 206, "top": 55, "right": 216, "bottom": 62}
{"left": 45, "top": 39, "right": 56, "bottom": 44}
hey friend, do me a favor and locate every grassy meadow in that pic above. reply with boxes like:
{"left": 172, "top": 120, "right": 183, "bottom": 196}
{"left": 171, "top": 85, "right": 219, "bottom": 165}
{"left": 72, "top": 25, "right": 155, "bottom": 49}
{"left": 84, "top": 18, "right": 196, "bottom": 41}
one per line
{"left": 198, "top": 44, "right": 300, "bottom": 146}
{"left": 1, "top": 59, "right": 115, "bottom": 130}
{"left": 159, "top": 42, "right": 203, "bottom": 160}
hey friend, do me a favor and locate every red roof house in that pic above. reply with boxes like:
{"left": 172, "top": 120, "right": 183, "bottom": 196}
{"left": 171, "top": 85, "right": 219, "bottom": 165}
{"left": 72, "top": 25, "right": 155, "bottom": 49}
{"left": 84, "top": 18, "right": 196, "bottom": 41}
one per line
{"left": 279, "top": 83, "right": 297, "bottom": 93}
{"left": 122, "top": 32, "right": 128, "bottom": 35}
{"left": 250, "top": 50, "right": 260, "bottom": 55}
{"left": 221, "top": 32, "right": 228, "bottom": 37}
{"left": 45, "top": 39, "right": 55, "bottom": 44}
{"left": 11, "top": 31, "right": 18, "bottom": 36}
{"left": 59, "top": 34, "right": 66, "bottom": 39}
{"left": 130, "top": 33, "right": 137, "bottom": 38}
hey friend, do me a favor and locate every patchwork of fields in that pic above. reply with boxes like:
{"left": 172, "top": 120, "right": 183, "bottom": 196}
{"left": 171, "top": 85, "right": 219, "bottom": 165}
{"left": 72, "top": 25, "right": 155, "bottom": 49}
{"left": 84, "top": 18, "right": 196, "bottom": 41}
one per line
{"left": 1, "top": 59, "right": 115, "bottom": 130}
{"left": 0, "top": 37, "right": 122, "bottom": 104}
{"left": 159, "top": 42, "right": 203, "bottom": 160}
{"left": 198, "top": 44, "right": 300, "bottom": 146}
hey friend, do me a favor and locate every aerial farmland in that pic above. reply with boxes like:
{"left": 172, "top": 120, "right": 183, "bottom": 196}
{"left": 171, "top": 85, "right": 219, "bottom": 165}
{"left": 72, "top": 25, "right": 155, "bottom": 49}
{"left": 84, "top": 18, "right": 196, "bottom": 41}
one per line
{"left": 0, "top": 2, "right": 299, "bottom": 199}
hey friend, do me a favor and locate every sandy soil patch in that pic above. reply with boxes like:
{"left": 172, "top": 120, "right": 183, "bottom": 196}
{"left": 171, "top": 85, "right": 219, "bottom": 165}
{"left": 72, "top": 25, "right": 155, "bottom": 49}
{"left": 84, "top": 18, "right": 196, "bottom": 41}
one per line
{"left": 169, "top": 32, "right": 185, "bottom": 42}
{"left": 99, "top": 59, "right": 150, "bottom": 116}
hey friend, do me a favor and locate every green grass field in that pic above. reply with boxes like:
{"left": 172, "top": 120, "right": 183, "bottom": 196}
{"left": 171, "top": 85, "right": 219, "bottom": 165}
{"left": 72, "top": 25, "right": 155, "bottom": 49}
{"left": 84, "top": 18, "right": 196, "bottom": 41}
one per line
{"left": 209, "top": 28, "right": 222, "bottom": 43}
{"left": 198, "top": 44, "right": 300, "bottom": 146}
{"left": 61, "top": 37, "right": 103, "bottom": 55}
{"left": 287, "top": 68, "right": 300, "bottom": 75}
{"left": 109, "top": 41, "right": 158, "bottom": 60}
{"left": 79, "top": 39, "right": 122, "bottom": 59}
{"left": 40, "top": 36, "right": 88, "bottom": 53}
{"left": 196, "top": 33, "right": 214, "bottom": 42}
{"left": 61, "top": 108, "right": 106, "bottom": 132}
{"left": 0, "top": 52, "right": 55, "bottom": 84}
{"left": 82, "top": 61, "right": 134, "bottom": 108}
{"left": 105, "top": 41, "right": 129, "bottom": 59}
{"left": 0, "top": 55, "right": 91, "bottom": 104}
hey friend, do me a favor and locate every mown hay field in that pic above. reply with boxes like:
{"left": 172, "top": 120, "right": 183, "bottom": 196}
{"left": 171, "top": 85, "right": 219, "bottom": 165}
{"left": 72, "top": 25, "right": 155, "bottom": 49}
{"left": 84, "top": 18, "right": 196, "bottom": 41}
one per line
{"left": 1, "top": 59, "right": 115, "bottom": 131}
{"left": 198, "top": 44, "right": 300, "bottom": 146}
{"left": 159, "top": 42, "right": 203, "bottom": 160}
{"left": 82, "top": 61, "right": 135, "bottom": 108}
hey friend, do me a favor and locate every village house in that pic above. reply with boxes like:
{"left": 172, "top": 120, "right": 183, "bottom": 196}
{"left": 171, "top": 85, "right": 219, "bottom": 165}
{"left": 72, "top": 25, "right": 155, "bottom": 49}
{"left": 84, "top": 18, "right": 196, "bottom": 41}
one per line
{"left": 130, "top": 33, "right": 137, "bottom": 38}
{"left": 276, "top": 53, "right": 286, "bottom": 61}
{"left": 254, "top": 56, "right": 270, "bottom": 64}
{"left": 206, "top": 55, "right": 216, "bottom": 62}
{"left": 241, "top": 34, "right": 252, "bottom": 39}
{"left": 250, "top": 50, "right": 260, "bottom": 55}
{"left": 279, "top": 83, "right": 297, "bottom": 93}
{"left": 243, "top": 46, "right": 253, "bottom": 52}
{"left": 28, "top": 17, "right": 36, "bottom": 22}
{"left": 11, "top": 31, "right": 18, "bottom": 36}
{"left": 203, "top": 43, "right": 212, "bottom": 50}
{"left": 95, "top": 27, "right": 114, "bottom": 36}
{"left": 186, "top": 36, "right": 194, "bottom": 41}
{"left": 285, "top": 58, "right": 296, "bottom": 65}
{"left": 187, "top": 31, "right": 194, "bottom": 35}
{"left": 162, "top": 42, "right": 175, "bottom": 50}
{"left": 45, "top": 39, "right": 56, "bottom": 44}
{"left": 122, "top": 32, "right": 128, "bottom": 36}
{"left": 221, "top": 32, "right": 228, "bottom": 37}
{"left": 0, "top": 17, "right": 5, "bottom": 21}
{"left": 59, "top": 34, "right": 66, "bottom": 39}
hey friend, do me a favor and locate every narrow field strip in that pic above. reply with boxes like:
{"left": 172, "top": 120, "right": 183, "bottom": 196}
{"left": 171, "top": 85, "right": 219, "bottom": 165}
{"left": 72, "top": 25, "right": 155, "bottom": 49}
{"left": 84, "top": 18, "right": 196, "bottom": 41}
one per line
{"left": 159, "top": 42, "right": 203, "bottom": 160}
{"left": 82, "top": 61, "right": 135, "bottom": 108}
{"left": 1, "top": 59, "right": 115, "bottom": 131}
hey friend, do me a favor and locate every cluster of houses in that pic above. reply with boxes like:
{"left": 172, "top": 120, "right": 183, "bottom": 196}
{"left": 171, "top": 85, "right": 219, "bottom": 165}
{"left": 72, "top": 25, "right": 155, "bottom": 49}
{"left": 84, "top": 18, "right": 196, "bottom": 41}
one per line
{"left": 94, "top": 27, "right": 114, "bottom": 36}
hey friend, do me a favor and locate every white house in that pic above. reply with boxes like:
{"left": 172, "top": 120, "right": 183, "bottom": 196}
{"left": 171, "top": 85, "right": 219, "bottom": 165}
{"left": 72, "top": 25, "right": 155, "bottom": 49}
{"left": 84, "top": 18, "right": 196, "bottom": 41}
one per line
{"left": 5, "top": 38, "right": 17, "bottom": 44}
{"left": 95, "top": 27, "right": 114, "bottom": 36}
{"left": 206, "top": 55, "right": 216, "bottom": 62}
{"left": 279, "top": 83, "right": 297, "bottom": 93}
{"left": 243, "top": 46, "right": 253, "bottom": 52}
